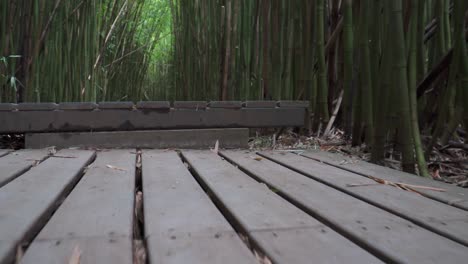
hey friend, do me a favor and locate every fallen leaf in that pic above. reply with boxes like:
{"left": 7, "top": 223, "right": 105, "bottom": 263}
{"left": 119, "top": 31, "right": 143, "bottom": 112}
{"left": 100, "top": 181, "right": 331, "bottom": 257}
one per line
{"left": 253, "top": 157, "right": 262, "bottom": 161}
{"left": 253, "top": 250, "right": 273, "bottom": 264}
{"left": 47, "top": 146, "right": 57, "bottom": 156}
{"left": 106, "top": 165, "right": 127, "bottom": 171}
{"left": 211, "top": 140, "right": 219, "bottom": 154}
{"left": 15, "top": 244, "right": 24, "bottom": 264}
{"left": 133, "top": 240, "right": 146, "bottom": 264}
{"left": 68, "top": 245, "right": 81, "bottom": 264}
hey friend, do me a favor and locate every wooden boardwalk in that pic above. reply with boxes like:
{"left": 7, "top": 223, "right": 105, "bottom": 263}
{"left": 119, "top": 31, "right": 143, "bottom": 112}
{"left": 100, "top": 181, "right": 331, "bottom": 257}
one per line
{"left": 0, "top": 149, "right": 467, "bottom": 263}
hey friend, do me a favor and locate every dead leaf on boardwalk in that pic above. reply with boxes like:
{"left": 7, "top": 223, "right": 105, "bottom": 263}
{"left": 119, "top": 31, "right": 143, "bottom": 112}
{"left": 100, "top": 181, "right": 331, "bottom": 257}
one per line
{"left": 211, "top": 140, "right": 219, "bottom": 154}
{"left": 68, "top": 245, "right": 81, "bottom": 264}
{"left": 253, "top": 250, "right": 273, "bottom": 264}
{"left": 26, "top": 159, "right": 42, "bottom": 166}
{"left": 133, "top": 239, "right": 147, "bottom": 264}
{"left": 15, "top": 244, "right": 24, "bottom": 264}
{"left": 135, "top": 191, "right": 143, "bottom": 223}
{"left": 136, "top": 154, "right": 142, "bottom": 169}
{"left": 365, "top": 175, "right": 446, "bottom": 193}
{"left": 106, "top": 165, "right": 127, "bottom": 171}
{"left": 47, "top": 146, "right": 57, "bottom": 155}
{"left": 250, "top": 156, "right": 263, "bottom": 161}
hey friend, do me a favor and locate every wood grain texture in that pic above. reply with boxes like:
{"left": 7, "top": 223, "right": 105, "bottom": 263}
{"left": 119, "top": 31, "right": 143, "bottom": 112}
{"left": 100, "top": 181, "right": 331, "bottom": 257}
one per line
{"left": 182, "top": 150, "right": 382, "bottom": 264}
{"left": 260, "top": 151, "right": 468, "bottom": 247}
{"left": 0, "top": 149, "right": 10, "bottom": 157}
{"left": 21, "top": 150, "right": 136, "bottom": 264}
{"left": 0, "top": 150, "right": 95, "bottom": 264}
{"left": 0, "top": 108, "right": 306, "bottom": 133}
{"left": 299, "top": 150, "right": 468, "bottom": 210}
{"left": 142, "top": 150, "right": 257, "bottom": 264}
{"left": 0, "top": 149, "right": 50, "bottom": 187}
{"left": 223, "top": 150, "right": 468, "bottom": 263}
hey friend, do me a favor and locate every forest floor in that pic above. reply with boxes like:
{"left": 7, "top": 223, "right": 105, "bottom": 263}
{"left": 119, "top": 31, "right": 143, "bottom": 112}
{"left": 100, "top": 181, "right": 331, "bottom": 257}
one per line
{"left": 249, "top": 128, "right": 468, "bottom": 188}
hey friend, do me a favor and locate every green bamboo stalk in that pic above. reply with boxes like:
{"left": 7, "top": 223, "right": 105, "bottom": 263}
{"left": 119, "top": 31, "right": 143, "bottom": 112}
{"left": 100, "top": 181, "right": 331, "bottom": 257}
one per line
{"left": 315, "top": 0, "right": 329, "bottom": 127}
{"left": 408, "top": 0, "right": 430, "bottom": 177}
{"left": 391, "top": 0, "right": 416, "bottom": 173}
{"left": 358, "top": 0, "right": 374, "bottom": 145}
{"left": 342, "top": 0, "right": 354, "bottom": 135}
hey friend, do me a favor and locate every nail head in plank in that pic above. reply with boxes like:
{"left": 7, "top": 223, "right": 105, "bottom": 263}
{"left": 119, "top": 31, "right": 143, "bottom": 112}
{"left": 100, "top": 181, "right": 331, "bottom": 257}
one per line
{"left": 58, "top": 102, "right": 98, "bottom": 111}
{"left": 0, "top": 149, "right": 50, "bottom": 188}
{"left": 208, "top": 101, "right": 242, "bottom": 109}
{"left": 181, "top": 150, "right": 382, "bottom": 264}
{"left": 223, "top": 151, "right": 468, "bottom": 263}
{"left": 143, "top": 150, "right": 257, "bottom": 264}
{"left": 173, "top": 101, "right": 207, "bottom": 109}
{"left": 301, "top": 151, "right": 468, "bottom": 211}
{"left": 242, "top": 101, "right": 277, "bottom": 108}
{"left": 98, "top": 101, "right": 134, "bottom": 110}
{"left": 21, "top": 150, "right": 135, "bottom": 263}
{"left": 0, "top": 149, "right": 95, "bottom": 263}
{"left": 17, "top": 102, "right": 58, "bottom": 111}
{"left": 260, "top": 151, "right": 468, "bottom": 247}
{"left": 277, "top": 101, "right": 309, "bottom": 108}
{"left": 136, "top": 101, "right": 170, "bottom": 109}
{"left": 0, "top": 103, "right": 17, "bottom": 111}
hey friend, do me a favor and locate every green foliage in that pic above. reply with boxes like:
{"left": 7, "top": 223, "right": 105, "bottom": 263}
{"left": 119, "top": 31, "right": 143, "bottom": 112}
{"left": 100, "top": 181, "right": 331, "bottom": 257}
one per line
{"left": 0, "top": 0, "right": 173, "bottom": 103}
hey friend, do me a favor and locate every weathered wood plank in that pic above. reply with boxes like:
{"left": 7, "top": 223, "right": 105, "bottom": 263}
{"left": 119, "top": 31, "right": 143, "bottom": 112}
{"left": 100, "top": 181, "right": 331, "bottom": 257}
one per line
{"left": 173, "top": 101, "right": 207, "bottom": 109}
{"left": 222, "top": 151, "right": 468, "bottom": 263}
{"left": 21, "top": 150, "right": 135, "bottom": 264}
{"left": 0, "top": 149, "right": 50, "bottom": 188}
{"left": 300, "top": 151, "right": 468, "bottom": 210}
{"left": 181, "top": 150, "right": 382, "bottom": 264}
{"left": 142, "top": 150, "right": 257, "bottom": 264}
{"left": 0, "top": 149, "right": 10, "bottom": 157}
{"left": 260, "top": 151, "right": 468, "bottom": 247}
{"left": 0, "top": 150, "right": 95, "bottom": 264}
{"left": 25, "top": 128, "right": 248, "bottom": 149}
{"left": 0, "top": 108, "right": 306, "bottom": 133}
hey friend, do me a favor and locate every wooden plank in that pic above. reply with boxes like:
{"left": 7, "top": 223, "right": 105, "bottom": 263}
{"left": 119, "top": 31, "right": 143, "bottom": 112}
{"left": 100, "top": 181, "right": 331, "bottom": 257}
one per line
{"left": 98, "top": 101, "right": 134, "bottom": 109}
{"left": 0, "top": 108, "right": 306, "bottom": 133}
{"left": 242, "top": 101, "right": 277, "bottom": 108}
{"left": 300, "top": 151, "right": 468, "bottom": 210}
{"left": 21, "top": 150, "right": 135, "bottom": 264}
{"left": 173, "top": 101, "right": 207, "bottom": 109}
{"left": 0, "top": 149, "right": 95, "bottom": 264}
{"left": 0, "top": 149, "right": 50, "bottom": 188}
{"left": 25, "top": 128, "right": 248, "bottom": 149}
{"left": 208, "top": 101, "right": 242, "bottom": 109}
{"left": 136, "top": 101, "right": 171, "bottom": 109}
{"left": 260, "top": 151, "right": 468, "bottom": 247}
{"left": 277, "top": 101, "right": 309, "bottom": 108}
{"left": 0, "top": 103, "right": 17, "bottom": 111}
{"left": 58, "top": 102, "right": 98, "bottom": 110}
{"left": 222, "top": 151, "right": 468, "bottom": 263}
{"left": 17, "top": 103, "right": 57, "bottom": 111}
{"left": 142, "top": 150, "right": 257, "bottom": 264}
{"left": 0, "top": 149, "right": 11, "bottom": 157}
{"left": 181, "top": 150, "right": 382, "bottom": 264}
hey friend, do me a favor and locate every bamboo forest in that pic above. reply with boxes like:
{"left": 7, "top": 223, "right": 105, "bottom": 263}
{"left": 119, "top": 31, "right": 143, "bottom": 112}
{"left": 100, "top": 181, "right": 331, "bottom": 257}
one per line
{"left": 1, "top": 0, "right": 468, "bottom": 178}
